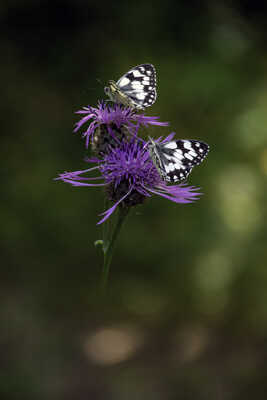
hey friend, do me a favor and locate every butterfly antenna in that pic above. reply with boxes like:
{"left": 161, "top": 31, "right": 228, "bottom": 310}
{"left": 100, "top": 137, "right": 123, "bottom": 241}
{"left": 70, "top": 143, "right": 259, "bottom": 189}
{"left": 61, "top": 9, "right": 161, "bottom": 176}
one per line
{"left": 84, "top": 78, "right": 103, "bottom": 93}
{"left": 96, "top": 78, "right": 103, "bottom": 86}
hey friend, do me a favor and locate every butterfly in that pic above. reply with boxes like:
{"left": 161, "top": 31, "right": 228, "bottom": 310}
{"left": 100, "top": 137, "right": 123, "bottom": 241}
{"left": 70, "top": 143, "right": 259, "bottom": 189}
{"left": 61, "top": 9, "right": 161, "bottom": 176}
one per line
{"left": 104, "top": 64, "right": 157, "bottom": 110}
{"left": 148, "top": 137, "right": 210, "bottom": 183}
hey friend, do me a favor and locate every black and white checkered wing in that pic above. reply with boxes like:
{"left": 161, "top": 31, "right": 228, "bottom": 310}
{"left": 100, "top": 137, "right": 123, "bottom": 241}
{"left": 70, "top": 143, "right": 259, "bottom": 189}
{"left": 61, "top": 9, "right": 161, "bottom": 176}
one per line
{"left": 156, "top": 140, "right": 209, "bottom": 183}
{"left": 116, "top": 64, "right": 157, "bottom": 109}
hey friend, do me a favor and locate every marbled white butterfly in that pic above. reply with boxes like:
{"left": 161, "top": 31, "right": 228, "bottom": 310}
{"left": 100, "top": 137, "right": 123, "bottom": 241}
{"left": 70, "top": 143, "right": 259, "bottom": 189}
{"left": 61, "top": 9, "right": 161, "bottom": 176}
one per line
{"left": 148, "top": 137, "right": 209, "bottom": 183}
{"left": 104, "top": 64, "right": 157, "bottom": 110}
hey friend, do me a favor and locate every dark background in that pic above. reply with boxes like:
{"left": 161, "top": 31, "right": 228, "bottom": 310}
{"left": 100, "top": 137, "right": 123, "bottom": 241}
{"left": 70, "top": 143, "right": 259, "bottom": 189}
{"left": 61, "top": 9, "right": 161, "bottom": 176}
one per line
{"left": 2, "top": 0, "right": 267, "bottom": 399}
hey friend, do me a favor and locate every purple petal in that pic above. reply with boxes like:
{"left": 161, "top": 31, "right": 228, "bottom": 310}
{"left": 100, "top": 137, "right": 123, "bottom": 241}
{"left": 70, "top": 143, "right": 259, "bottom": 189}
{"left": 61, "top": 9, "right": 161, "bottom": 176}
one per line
{"left": 147, "top": 184, "right": 201, "bottom": 203}
{"left": 59, "top": 178, "right": 107, "bottom": 187}
{"left": 161, "top": 132, "right": 176, "bottom": 143}
{"left": 97, "top": 188, "right": 132, "bottom": 225}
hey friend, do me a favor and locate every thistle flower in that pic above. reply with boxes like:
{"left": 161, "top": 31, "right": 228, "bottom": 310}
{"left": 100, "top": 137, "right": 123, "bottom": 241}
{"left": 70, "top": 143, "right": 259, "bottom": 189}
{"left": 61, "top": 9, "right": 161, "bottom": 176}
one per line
{"left": 57, "top": 99, "right": 207, "bottom": 290}
{"left": 57, "top": 134, "right": 201, "bottom": 225}
{"left": 74, "top": 101, "right": 169, "bottom": 148}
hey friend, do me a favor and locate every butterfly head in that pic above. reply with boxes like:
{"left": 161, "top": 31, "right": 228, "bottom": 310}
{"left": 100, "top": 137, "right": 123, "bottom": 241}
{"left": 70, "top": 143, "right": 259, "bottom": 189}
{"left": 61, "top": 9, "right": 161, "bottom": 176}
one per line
{"left": 104, "top": 80, "right": 117, "bottom": 99}
{"left": 146, "top": 136, "right": 157, "bottom": 152}
{"left": 147, "top": 136, "right": 156, "bottom": 146}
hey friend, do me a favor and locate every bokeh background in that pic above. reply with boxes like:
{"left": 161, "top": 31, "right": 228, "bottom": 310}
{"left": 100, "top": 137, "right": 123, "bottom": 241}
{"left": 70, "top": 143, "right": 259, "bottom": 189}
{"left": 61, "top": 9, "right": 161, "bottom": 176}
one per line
{"left": 2, "top": 0, "right": 267, "bottom": 398}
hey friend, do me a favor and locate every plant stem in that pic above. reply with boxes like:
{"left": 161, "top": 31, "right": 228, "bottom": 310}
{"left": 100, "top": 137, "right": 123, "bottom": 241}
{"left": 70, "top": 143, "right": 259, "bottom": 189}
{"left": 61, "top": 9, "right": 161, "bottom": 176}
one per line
{"left": 101, "top": 206, "right": 129, "bottom": 293}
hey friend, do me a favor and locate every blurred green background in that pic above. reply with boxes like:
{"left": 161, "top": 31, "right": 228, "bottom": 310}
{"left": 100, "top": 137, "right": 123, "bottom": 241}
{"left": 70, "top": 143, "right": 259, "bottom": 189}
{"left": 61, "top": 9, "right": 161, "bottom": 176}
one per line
{"left": 2, "top": 0, "right": 267, "bottom": 398}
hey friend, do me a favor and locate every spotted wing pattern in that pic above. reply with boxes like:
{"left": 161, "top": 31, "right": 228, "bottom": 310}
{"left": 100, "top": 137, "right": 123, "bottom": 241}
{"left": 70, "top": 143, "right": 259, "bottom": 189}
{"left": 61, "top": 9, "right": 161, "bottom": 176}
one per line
{"left": 149, "top": 139, "right": 209, "bottom": 183}
{"left": 116, "top": 63, "right": 157, "bottom": 109}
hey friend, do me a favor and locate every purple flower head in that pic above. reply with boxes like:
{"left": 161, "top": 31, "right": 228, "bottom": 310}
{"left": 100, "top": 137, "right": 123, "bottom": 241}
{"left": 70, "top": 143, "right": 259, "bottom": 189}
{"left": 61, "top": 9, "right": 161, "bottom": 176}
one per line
{"left": 57, "top": 135, "right": 201, "bottom": 225}
{"left": 74, "top": 101, "right": 169, "bottom": 148}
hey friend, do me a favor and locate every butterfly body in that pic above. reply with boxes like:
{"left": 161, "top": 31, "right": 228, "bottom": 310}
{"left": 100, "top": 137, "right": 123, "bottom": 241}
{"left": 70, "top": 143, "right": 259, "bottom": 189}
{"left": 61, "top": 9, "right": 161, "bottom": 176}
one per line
{"left": 104, "top": 64, "right": 157, "bottom": 110}
{"left": 105, "top": 79, "right": 137, "bottom": 109}
{"left": 148, "top": 137, "right": 209, "bottom": 183}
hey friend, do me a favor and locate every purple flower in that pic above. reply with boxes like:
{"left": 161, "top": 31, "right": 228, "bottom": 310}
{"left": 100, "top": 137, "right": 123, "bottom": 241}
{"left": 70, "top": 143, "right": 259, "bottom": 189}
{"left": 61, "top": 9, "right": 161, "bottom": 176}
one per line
{"left": 57, "top": 135, "right": 201, "bottom": 225}
{"left": 74, "top": 101, "right": 169, "bottom": 148}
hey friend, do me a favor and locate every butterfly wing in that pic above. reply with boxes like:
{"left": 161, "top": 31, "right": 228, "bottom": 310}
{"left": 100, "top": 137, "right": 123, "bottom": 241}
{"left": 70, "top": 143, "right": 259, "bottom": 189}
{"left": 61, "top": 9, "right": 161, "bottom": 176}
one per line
{"left": 157, "top": 140, "right": 209, "bottom": 182}
{"left": 116, "top": 64, "right": 157, "bottom": 109}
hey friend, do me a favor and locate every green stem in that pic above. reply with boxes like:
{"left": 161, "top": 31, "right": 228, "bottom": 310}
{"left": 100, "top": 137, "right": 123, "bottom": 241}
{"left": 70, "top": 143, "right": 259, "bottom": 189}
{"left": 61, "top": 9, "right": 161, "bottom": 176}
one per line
{"left": 100, "top": 206, "right": 130, "bottom": 292}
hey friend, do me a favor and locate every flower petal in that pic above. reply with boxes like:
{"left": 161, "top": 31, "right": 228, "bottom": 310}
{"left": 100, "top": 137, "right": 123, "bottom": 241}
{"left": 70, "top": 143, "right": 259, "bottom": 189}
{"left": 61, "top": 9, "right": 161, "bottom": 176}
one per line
{"left": 97, "top": 188, "right": 132, "bottom": 225}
